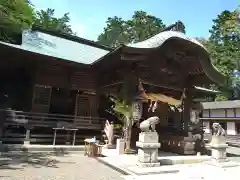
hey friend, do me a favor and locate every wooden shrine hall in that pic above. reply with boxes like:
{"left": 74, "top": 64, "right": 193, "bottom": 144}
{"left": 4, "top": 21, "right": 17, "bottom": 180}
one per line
{"left": 0, "top": 22, "right": 226, "bottom": 153}
{"left": 93, "top": 25, "right": 226, "bottom": 154}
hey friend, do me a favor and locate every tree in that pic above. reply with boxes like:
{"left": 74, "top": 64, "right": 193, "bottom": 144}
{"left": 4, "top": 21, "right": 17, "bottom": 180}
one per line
{"left": 125, "top": 11, "right": 166, "bottom": 43}
{"left": 208, "top": 10, "right": 240, "bottom": 75}
{"left": 110, "top": 96, "right": 136, "bottom": 153}
{"left": 97, "top": 16, "right": 128, "bottom": 47}
{"left": 0, "top": 0, "right": 34, "bottom": 43}
{"left": 202, "top": 9, "right": 240, "bottom": 100}
{"left": 34, "top": 8, "right": 74, "bottom": 35}
{"left": 98, "top": 11, "right": 166, "bottom": 47}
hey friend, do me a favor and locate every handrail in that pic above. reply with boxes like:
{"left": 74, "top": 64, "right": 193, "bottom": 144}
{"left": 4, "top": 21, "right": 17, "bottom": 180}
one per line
{"left": 0, "top": 109, "right": 104, "bottom": 129}
{"left": 0, "top": 109, "right": 103, "bottom": 120}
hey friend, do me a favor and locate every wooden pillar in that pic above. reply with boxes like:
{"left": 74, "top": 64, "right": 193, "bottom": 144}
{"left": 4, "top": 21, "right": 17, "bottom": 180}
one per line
{"left": 183, "top": 88, "right": 194, "bottom": 132}
{"left": 183, "top": 95, "right": 190, "bottom": 132}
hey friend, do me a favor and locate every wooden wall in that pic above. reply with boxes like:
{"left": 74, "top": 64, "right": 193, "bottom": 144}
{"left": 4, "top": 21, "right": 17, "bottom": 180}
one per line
{"left": 35, "top": 62, "right": 96, "bottom": 90}
{"left": 31, "top": 61, "right": 99, "bottom": 115}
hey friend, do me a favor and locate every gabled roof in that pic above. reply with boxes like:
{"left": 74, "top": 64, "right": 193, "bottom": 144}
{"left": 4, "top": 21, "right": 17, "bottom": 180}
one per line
{"left": 0, "top": 27, "right": 111, "bottom": 64}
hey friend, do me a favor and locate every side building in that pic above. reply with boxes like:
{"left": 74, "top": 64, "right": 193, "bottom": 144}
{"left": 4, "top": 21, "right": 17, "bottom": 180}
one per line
{"left": 0, "top": 27, "right": 112, "bottom": 144}
{"left": 201, "top": 100, "right": 240, "bottom": 135}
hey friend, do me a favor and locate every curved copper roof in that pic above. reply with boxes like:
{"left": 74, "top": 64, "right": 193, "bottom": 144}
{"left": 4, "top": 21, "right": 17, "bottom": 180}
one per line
{"left": 128, "top": 31, "right": 203, "bottom": 49}
{"left": 122, "top": 31, "right": 226, "bottom": 86}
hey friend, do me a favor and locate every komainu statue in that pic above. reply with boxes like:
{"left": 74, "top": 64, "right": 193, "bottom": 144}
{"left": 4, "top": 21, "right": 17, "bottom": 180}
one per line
{"left": 140, "top": 116, "right": 160, "bottom": 132}
{"left": 212, "top": 123, "right": 226, "bottom": 136}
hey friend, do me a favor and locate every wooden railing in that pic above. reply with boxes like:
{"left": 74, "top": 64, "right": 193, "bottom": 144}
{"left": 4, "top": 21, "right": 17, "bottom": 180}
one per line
{"left": 0, "top": 109, "right": 104, "bottom": 130}
{"left": 0, "top": 109, "right": 105, "bottom": 145}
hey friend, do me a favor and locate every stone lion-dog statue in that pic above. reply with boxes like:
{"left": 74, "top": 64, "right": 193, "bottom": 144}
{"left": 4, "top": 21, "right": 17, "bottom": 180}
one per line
{"left": 139, "top": 116, "right": 160, "bottom": 132}
{"left": 212, "top": 122, "right": 226, "bottom": 136}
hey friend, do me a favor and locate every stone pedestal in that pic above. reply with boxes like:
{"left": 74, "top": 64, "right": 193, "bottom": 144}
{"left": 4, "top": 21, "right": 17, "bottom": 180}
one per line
{"left": 205, "top": 135, "right": 239, "bottom": 167}
{"left": 116, "top": 139, "right": 125, "bottom": 155}
{"left": 136, "top": 132, "right": 161, "bottom": 167}
{"left": 210, "top": 136, "right": 227, "bottom": 161}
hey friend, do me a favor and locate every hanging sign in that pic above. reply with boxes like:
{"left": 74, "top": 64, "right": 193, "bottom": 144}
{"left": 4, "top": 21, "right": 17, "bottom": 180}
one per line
{"left": 132, "top": 101, "right": 143, "bottom": 122}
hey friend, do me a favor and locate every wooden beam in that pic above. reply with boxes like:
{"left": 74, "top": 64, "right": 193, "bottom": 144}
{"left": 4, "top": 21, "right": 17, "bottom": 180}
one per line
{"left": 121, "top": 54, "right": 148, "bottom": 61}
{"left": 140, "top": 79, "right": 184, "bottom": 92}
{"left": 139, "top": 68, "right": 185, "bottom": 86}
{"left": 99, "top": 81, "right": 124, "bottom": 89}
{"left": 189, "top": 74, "right": 213, "bottom": 86}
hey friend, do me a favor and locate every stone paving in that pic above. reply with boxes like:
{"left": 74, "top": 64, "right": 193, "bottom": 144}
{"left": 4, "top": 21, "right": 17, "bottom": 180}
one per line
{"left": 0, "top": 152, "right": 123, "bottom": 180}
{"left": 1, "top": 146, "right": 240, "bottom": 180}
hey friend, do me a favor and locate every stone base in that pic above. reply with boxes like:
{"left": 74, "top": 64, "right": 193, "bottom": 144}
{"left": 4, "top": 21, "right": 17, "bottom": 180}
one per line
{"left": 138, "top": 148, "right": 159, "bottom": 163}
{"left": 205, "top": 159, "right": 240, "bottom": 168}
{"left": 136, "top": 131, "right": 160, "bottom": 164}
{"left": 137, "top": 162, "right": 160, "bottom": 168}
{"left": 139, "top": 132, "right": 159, "bottom": 143}
{"left": 211, "top": 148, "right": 227, "bottom": 160}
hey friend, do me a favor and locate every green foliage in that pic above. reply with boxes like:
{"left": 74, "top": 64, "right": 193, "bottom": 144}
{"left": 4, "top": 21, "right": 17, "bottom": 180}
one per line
{"left": 0, "top": 0, "right": 34, "bottom": 43}
{"left": 110, "top": 97, "right": 133, "bottom": 123}
{"left": 199, "top": 9, "right": 240, "bottom": 100}
{"left": 34, "top": 8, "right": 74, "bottom": 35}
{"left": 0, "top": 1, "right": 75, "bottom": 43}
{"left": 98, "top": 11, "right": 166, "bottom": 47}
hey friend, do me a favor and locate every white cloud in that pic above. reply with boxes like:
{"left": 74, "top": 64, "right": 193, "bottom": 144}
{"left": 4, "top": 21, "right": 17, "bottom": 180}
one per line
{"left": 69, "top": 19, "right": 101, "bottom": 41}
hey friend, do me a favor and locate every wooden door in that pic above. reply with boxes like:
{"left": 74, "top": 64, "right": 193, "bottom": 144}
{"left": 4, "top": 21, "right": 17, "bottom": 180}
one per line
{"left": 75, "top": 94, "right": 90, "bottom": 117}
{"left": 31, "top": 84, "right": 52, "bottom": 113}
{"left": 74, "top": 94, "right": 98, "bottom": 117}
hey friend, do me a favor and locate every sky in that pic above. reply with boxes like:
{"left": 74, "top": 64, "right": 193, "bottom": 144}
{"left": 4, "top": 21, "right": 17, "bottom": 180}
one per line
{"left": 31, "top": 0, "right": 239, "bottom": 41}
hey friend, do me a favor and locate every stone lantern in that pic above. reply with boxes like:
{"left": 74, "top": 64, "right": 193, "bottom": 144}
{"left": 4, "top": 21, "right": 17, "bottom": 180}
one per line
{"left": 132, "top": 80, "right": 147, "bottom": 122}
{"left": 132, "top": 95, "right": 143, "bottom": 122}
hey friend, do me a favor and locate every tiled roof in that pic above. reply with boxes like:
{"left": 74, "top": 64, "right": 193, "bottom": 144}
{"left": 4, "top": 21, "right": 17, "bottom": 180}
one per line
{"left": 201, "top": 100, "right": 240, "bottom": 109}
{"left": 0, "top": 30, "right": 110, "bottom": 64}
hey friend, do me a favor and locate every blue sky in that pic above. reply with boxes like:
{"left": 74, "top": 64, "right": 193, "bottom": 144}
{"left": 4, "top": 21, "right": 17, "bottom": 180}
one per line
{"left": 31, "top": 0, "right": 239, "bottom": 41}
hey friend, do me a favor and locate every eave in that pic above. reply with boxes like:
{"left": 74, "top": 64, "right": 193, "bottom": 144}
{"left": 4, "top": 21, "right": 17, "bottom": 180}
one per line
{"left": 93, "top": 31, "right": 227, "bottom": 87}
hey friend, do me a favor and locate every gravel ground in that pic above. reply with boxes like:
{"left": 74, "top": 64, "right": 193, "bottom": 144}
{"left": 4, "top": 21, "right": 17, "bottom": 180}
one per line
{"left": 1, "top": 146, "right": 240, "bottom": 180}
{"left": 0, "top": 152, "right": 123, "bottom": 180}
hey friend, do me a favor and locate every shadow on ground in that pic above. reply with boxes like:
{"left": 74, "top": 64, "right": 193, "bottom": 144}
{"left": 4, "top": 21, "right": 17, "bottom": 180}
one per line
{"left": 0, "top": 150, "right": 74, "bottom": 170}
